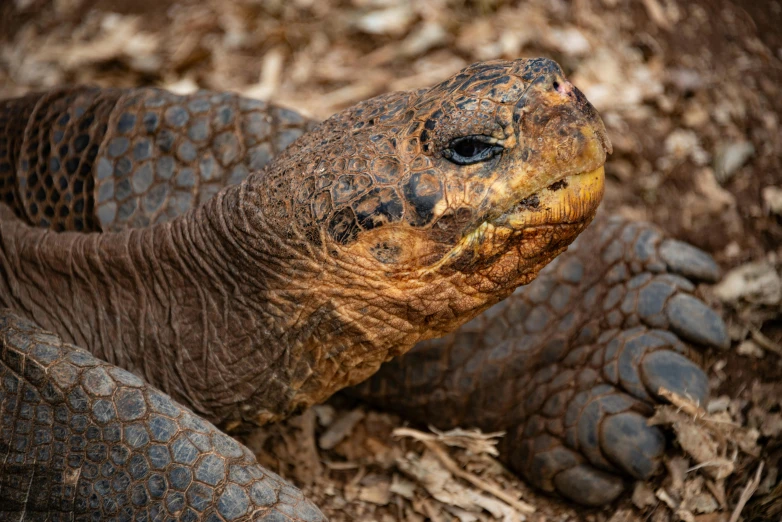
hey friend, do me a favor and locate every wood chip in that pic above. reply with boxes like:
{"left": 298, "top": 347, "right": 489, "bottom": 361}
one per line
{"left": 728, "top": 462, "right": 764, "bottom": 522}
{"left": 319, "top": 409, "right": 365, "bottom": 450}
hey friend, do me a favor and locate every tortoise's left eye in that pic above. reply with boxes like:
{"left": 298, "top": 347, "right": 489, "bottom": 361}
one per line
{"left": 443, "top": 136, "right": 503, "bottom": 165}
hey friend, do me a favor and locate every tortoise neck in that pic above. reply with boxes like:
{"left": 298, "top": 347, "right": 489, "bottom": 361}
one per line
{"left": 0, "top": 184, "right": 323, "bottom": 422}
{"left": 0, "top": 179, "right": 411, "bottom": 425}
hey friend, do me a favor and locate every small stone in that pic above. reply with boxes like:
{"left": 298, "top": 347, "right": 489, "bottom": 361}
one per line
{"left": 737, "top": 340, "right": 764, "bottom": 358}
{"left": 714, "top": 261, "right": 782, "bottom": 306}
{"left": 762, "top": 186, "right": 782, "bottom": 215}
{"left": 761, "top": 412, "right": 782, "bottom": 438}
{"left": 665, "top": 129, "right": 709, "bottom": 166}
{"left": 631, "top": 481, "right": 657, "bottom": 509}
{"left": 714, "top": 140, "right": 754, "bottom": 184}
{"left": 548, "top": 27, "right": 591, "bottom": 56}
{"left": 355, "top": 6, "right": 416, "bottom": 36}
{"left": 706, "top": 395, "right": 731, "bottom": 414}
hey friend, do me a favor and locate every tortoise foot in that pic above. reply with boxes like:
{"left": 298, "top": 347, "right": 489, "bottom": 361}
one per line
{"left": 0, "top": 311, "right": 326, "bottom": 521}
{"left": 512, "top": 328, "right": 709, "bottom": 506}
{"left": 356, "top": 215, "right": 729, "bottom": 506}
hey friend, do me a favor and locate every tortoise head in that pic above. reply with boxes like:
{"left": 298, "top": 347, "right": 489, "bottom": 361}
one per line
{"left": 252, "top": 58, "right": 610, "bottom": 342}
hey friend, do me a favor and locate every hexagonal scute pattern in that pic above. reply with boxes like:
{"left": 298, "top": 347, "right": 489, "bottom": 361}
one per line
{"left": 0, "top": 310, "right": 325, "bottom": 521}
{"left": 0, "top": 87, "right": 316, "bottom": 232}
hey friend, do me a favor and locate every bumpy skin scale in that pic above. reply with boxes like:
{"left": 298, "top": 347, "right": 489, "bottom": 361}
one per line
{"left": 355, "top": 213, "right": 728, "bottom": 505}
{"left": 0, "top": 59, "right": 724, "bottom": 516}
{"left": 0, "top": 87, "right": 315, "bottom": 232}
{"left": 0, "top": 312, "right": 324, "bottom": 521}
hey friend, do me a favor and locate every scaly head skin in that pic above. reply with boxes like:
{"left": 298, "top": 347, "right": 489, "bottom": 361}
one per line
{"left": 244, "top": 58, "right": 610, "bottom": 345}
{"left": 0, "top": 58, "right": 610, "bottom": 424}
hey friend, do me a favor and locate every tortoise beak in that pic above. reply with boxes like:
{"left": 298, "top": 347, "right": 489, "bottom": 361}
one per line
{"left": 494, "top": 166, "right": 605, "bottom": 229}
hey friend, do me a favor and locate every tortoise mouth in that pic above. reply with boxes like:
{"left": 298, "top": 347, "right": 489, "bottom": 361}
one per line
{"left": 489, "top": 166, "right": 605, "bottom": 230}
{"left": 425, "top": 166, "right": 604, "bottom": 273}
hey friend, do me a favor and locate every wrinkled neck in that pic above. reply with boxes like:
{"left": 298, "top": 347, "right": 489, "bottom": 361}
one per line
{"left": 0, "top": 179, "right": 420, "bottom": 425}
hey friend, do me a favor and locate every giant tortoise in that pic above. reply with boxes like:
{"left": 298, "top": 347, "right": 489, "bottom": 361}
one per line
{"left": 0, "top": 58, "right": 727, "bottom": 520}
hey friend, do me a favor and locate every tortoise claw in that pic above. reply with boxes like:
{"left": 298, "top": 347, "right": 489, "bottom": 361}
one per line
{"left": 600, "top": 411, "right": 665, "bottom": 479}
{"left": 659, "top": 239, "right": 721, "bottom": 283}
{"left": 665, "top": 293, "right": 730, "bottom": 350}
{"left": 553, "top": 465, "right": 625, "bottom": 506}
{"left": 641, "top": 349, "right": 709, "bottom": 404}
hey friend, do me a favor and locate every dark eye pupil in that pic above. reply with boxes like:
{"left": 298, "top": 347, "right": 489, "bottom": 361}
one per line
{"left": 454, "top": 139, "right": 487, "bottom": 159}
{"left": 444, "top": 135, "right": 502, "bottom": 165}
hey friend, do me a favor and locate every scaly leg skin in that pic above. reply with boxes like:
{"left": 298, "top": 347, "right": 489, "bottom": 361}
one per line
{"left": 0, "top": 87, "right": 315, "bottom": 232}
{"left": 355, "top": 214, "right": 729, "bottom": 506}
{"left": 0, "top": 311, "right": 325, "bottom": 521}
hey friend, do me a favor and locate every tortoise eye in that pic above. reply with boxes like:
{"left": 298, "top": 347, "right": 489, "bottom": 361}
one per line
{"left": 444, "top": 136, "right": 503, "bottom": 165}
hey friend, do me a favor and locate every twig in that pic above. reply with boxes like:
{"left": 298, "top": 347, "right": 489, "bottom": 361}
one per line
{"left": 394, "top": 426, "right": 504, "bottom": 456}
{"left": 659, "top": 387, "right": 706, "bottom": 418}
{"left": 728, "top": 461, "right": 764, "bottom": 522}
{"left": 420, "top": 438, "right": 535, "bottom": 514}
{"left": 642, "top": 0, "right": 672, "bottom": 30}
{"left": 749, "top": 326, "right": 782, "bottom": 356}
{"left": 659, "top": 387, "right": 741, "bottom": 429}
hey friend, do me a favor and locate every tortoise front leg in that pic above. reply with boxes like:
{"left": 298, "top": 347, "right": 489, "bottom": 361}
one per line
{"left": 0, "top": 310, "right": 326, "bottom": 521}
{"left": 354, "top": 214, "right": 728, "bottom": 506}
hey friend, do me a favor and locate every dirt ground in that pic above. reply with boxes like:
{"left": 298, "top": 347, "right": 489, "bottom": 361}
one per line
{"left": 1, "top": 0, "right": 781, "bottom": 520}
